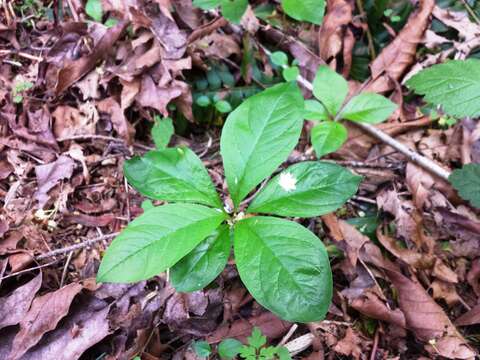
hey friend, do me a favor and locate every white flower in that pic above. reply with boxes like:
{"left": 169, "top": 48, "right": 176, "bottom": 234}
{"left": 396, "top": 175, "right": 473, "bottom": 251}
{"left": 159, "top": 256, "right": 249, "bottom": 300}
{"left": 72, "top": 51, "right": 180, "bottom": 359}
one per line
{"left": 279, "top": 172, "right": 297, "bottom": 192}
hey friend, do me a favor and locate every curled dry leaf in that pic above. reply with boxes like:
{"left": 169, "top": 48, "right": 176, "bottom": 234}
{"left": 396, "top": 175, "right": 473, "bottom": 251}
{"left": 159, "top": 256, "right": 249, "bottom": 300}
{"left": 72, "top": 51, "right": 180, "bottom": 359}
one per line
{"left": 367, "top": 0, "right": 435, "bottom": 93}
{"left": 318, "top": 0, "right": 353, "bottom": 63}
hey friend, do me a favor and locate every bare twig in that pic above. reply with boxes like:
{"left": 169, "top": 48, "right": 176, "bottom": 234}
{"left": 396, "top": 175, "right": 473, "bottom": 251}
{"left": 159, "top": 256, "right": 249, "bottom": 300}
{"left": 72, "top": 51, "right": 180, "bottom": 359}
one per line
{"left": 0, "top": 260, "right": 59, "bottom": 282}
{"left": 57, "top": 134, "right": 125, "bottom": 143}
{"left": 36, "top": 233, "right": 119, "bottom": 260}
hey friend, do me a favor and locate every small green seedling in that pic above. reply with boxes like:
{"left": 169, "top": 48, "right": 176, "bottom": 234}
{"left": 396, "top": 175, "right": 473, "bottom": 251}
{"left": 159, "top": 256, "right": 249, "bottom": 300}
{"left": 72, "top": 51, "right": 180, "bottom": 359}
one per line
{"left": 270, "top": 51, "right": 300, "bottom": 82}
{"left": 12, "top": 80, "right": 34, "bottom": 103}
{"left": 305, "top": 65, "right": 397, "bottom": 158}
{"left": 194, "top": 328, "right": 291, "bottom": 359}
{"left": 97, "top": 82, "right": 361, "bottom": 322}
{"left": 237, "top": 328, "right": 291, "bottom": 360}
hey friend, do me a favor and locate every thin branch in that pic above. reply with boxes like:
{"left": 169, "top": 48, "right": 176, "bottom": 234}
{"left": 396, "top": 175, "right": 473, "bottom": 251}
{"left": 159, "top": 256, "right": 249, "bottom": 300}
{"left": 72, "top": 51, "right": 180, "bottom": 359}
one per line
{"left": 36, "top": 233, "right": 119, "bottom": 260}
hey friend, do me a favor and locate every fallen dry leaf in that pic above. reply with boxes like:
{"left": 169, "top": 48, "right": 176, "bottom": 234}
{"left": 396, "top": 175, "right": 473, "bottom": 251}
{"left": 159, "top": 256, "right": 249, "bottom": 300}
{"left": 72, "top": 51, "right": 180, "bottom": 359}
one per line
{"left": 333, "top": 328, "right": 364, "bottom": 359}
{"left": 8, "top": 282, "right": 83, "bottom": 360}
{"left": 55, "top": 20, "right": 129, "bottom": 95}
{"left": 455, "top": 303, "right": 480, "bottom": 326}
{"left": 207, "top": 312, "right": 290, "bottom": 344}
{"left": 318, "top": 0, "right": 353, "bottom": 63}
{"left": 367, "top": 0, "right": 435, "bottom": 93}
{"left": 34, "top": 155, "right": 75, "bottom": 208}
{"left": 0, "top": 273, "right": 42, "bottom": 330}
{"left": 384, "top": 269, "right": 475, "bottom": 359}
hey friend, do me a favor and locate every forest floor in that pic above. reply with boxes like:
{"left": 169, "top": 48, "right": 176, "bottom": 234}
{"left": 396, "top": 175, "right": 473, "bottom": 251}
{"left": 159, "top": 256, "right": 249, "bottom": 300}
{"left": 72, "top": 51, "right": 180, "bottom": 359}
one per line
{"left": 0, "top": 0, "right": 480, "bottom": 359}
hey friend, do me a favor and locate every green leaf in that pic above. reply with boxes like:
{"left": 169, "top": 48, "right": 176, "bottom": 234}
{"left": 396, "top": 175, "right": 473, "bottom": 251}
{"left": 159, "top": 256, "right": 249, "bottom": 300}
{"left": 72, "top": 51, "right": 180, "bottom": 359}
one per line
{"left": 193, "top": 341, "right": 212, "bottom": 358}
{"left": 124, "top": 147, "right": 222, "bottom": 208}
{"left": 218, "top": 338, "right": 244, "bottom": 359}
{"left": 313, "top": 65, "right": 348, "bottom": 116}
{"left": 85, "top": 0, "right": 103, "bottom": 22}
{"left": 282, "top": 66, "right": 299, "bottom": 82}
{"left": 215, "top": 100, "right": 233, "bottom": 113}
{"left": 193, "top": 0, "right": 221, "bottom": 10}
{"left": 270, "top": 51, "right": 289, "bottom": 67}
{"left": 304, "top": 100, "right": 329, "bottom": 121}
{"left": 221, "top": 0, "right": 248, "bottom": 24}
{"left": 97, "top": 204, "right": 226, "bottom": 283}
{"left": 407, "top": 59, "right": 480, "bottom": 118}
{"left": 171, "top": 225, "right": 231, "bottom": 292}
{"left": 311, "top": 121, "right": 348, "bottom": 157}
{"left": 234, "top": 216, "right": 333, "bottom": 322}
{"left": 340, "top": 92, "right": 396, "bottom": 124}
{"left": 281, "top": 0, "right": 325, "bottom": 24}
{"left": 141, "top": 199, "right": 154, "bottom": 211}
{"left": 196, "top": 95, "right": 211, "bottom": 107}
{"left": 449, "top": 163, "right": 480, "bottom": 208}
{"left": 247, "top": 161, "right": 361, "bottom": 218}
{"left": 239, "top": 346, "right": 256, "bottom": 359}
{"left": 247, "top": 327, "right": 266, "bottom": 349}
{"left": 277, "top": 347, "right": 292, "bottom": 360}
{"left": 220, "top": 82, "right": 304, "bottom": 207}
{"left": 152, "top": 116, "right": 174, "bottom": 149}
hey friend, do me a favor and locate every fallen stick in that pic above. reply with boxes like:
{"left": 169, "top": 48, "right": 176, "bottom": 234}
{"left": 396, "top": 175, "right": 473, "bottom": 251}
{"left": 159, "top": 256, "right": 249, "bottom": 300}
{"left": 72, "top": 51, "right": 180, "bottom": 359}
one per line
{"left": 36, "top": 233, "right": 119, "bottom": 260}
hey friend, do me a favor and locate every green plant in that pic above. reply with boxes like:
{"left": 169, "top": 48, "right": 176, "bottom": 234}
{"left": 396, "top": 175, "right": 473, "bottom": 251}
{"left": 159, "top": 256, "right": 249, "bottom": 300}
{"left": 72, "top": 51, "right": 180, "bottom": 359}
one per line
{"left": 12, "top": 79, "right": 34, "bottom": 103}
{"left": 97, "top": 82, "right": 361, "bottom": 322}
{"left": 193, "top": 0, "right": 248, "bottom": 23}
{"left": 449, "top": 163, "right": 480, "bottom": 209}
{"left": 280, "top": 0, "right": 325, "bottom": 25}
{"left": 236, "top": 327, "right": 290, "bottom": 360}
{"left": 305, "top": 65, "right": 397, "bottom": 158}
{"left": 407, "top": 59, "right": 480, "bottom": 118}
{"left": 407, "top": 59, "right": 480, "bottom": 209}
{"left": 193, "top": 0, "right": 326, "bottom": 25}
{"left": 85, "top": 0, "right": 103, "bottom": 22}
{"left": 193, "top": 328, "right": 290, "bottom": 359}
{"left": 270, "top": 51, "right": 300, "bottom": 82}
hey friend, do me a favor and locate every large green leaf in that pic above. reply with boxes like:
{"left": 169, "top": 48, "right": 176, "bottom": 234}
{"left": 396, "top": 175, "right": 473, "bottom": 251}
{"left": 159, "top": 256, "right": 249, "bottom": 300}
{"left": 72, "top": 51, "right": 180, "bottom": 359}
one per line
{"left": 234, "top": 217, "right": 332, "bottom": 322}
{"left": 312, "top": 66, "right": 348, "bottom": 116}
{"left": 171, "top": 225, "right": 231, "bottom": 292}
{"left": 311, "top": 121, "right": 348, "bottom": 158}
{"left": 221, "top": 0, "right": 248, "bottom": 24}
{"left": 124, "top": 147, "right": 222, "bottom": 208}
{"left": 281, "top": 0, "right": 326, "bottom": 25}
{"left": 97, "top": 204, "right": 226, "bottom": 283}
{"left": 340, "top": 92, "right": 396, "bottom": 124}
{"left": 407, "top": 59, "right": 480, "bottom": 118}
{"left": 220, "top": 82, "right": 304, "bottom": 207}
{"left": 247, "top": 161, "right": 361, "bottom": 217}
{"left": 449, "top": 163, "right": 480, "bottom": 209}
